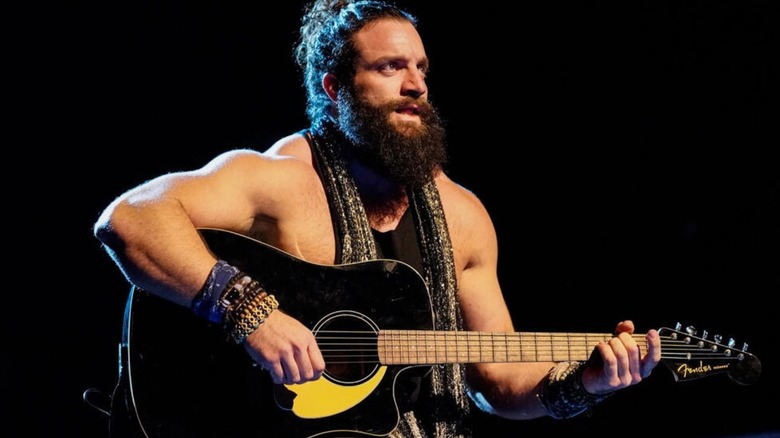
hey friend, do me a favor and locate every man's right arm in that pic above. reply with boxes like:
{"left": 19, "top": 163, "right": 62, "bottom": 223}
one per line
{"left": 93, "top": 149, "right": 268, "bottom": 306}
{"left": 93, "top": 146, "right": 326, "bottom": 384}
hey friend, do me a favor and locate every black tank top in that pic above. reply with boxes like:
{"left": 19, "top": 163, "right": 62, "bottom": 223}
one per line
{"left": 371, "top": 206, "right": 424, "bottom": 275}
{"left": 371, "top": 206, "right": 428, "bottom": 413}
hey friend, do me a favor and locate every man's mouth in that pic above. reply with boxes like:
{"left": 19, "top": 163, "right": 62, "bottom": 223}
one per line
{"left": 396, "top": 105, "right": 420, "bottom": 116}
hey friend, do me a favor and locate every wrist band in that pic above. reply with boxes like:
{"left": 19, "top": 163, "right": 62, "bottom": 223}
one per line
{"left": 191, "top": 260, "right": 241, "bottom": 324}
{"left": 227, "top": 292, "right": 279, "bottom": 344}
{"left": 192, "top": 263, "right": 280, "bottom": 343}
{"left": 537, "top": 361, "right": 612, "bottom": 419}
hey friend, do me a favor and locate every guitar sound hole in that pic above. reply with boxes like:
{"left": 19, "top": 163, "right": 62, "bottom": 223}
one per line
{"left": 314, "top": 311, "right": 380, "bottom": 385}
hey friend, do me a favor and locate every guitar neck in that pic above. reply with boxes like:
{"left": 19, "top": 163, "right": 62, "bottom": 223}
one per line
{"left": 377, "top": 330, "right": 637, "bottom": 365}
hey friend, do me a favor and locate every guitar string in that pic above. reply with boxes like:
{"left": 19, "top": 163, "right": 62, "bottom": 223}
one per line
{"left": 309, "top": 331, "right": 748, "bottom": 364}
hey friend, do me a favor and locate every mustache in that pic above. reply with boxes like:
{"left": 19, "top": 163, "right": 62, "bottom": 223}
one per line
{"left": 382, "top": 98, "right": 434, "bottom": 115}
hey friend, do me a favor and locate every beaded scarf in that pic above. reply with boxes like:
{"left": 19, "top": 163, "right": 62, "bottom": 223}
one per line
{"left": 307, "top": 123, "right": 471, "bottom": 438}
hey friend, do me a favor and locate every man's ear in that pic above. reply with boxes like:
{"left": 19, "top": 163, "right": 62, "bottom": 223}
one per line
{"left": 323, "top": 73, "right": 339, "bottom": 102}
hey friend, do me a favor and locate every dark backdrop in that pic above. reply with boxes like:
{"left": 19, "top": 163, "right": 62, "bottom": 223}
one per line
{"left": 12, "top": 1, "right": 778, "bottom": 437}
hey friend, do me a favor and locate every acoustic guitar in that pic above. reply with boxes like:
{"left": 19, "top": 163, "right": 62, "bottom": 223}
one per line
{"left": 119, "top": 228, "right": 762, "bottom": 437}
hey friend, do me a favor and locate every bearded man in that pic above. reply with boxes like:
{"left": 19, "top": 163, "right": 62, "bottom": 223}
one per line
{"left": 94, "top": 1, "right": 660, "bottom": 437}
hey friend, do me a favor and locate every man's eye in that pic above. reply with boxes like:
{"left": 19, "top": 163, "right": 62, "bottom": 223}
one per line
{"left": 380, "top": 62, "right": 399, "bottom": 72}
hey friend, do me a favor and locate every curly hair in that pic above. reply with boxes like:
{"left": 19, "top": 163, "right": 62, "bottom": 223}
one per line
{"left": 294, "top": 0, "right": 417, "bottom": 129}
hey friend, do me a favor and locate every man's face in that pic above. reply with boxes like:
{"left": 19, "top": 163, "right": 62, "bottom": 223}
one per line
{"left": 337, "top": 18, "right": 447, "bottom": 188}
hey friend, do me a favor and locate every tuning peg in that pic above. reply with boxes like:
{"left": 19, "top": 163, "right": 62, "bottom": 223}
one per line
{"left": 675, "top": 322, "right": 682, "bottom": 331}
{"left": 742, "top": 342, "right": 749, "bottom": 352}
{"left": 723, "top": 338, "right": 737, "bottom": 357}
{"left": 686, "top": 325, "right": 697, "bottom": 336}
{"left": 714, "top": 334, "right": 723, "bottom": 344}
{"left": 696, "top": 330, "right": 710, "bottom": 348}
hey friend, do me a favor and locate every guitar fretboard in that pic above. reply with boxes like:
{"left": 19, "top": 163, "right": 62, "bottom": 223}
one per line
{"left": 377, "top": 331, "right": 647, "bottom": 364}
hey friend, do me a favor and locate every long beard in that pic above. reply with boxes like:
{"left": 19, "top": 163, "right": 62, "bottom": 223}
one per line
{"left": 336, "top": 86, "right": 448, "bottom": 189}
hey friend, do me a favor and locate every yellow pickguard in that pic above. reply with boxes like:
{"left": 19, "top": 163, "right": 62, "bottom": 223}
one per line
{"left": 285, "top": 366, "right": 388, "bottom": 418}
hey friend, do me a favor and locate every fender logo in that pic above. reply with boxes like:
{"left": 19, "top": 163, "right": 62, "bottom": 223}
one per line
{"left": 677, "top": 361, "right": 729, "bottom": 378}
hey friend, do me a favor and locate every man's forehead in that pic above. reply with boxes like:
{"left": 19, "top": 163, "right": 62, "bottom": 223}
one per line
{"left": 353, "top": 18, "right": 427, "bottom": 62}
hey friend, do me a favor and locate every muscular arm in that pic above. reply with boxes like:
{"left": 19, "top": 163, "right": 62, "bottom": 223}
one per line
{"left": 445, "top": 185, "right": 553, "bottom": 419}
{"left": 94, "top": 148, "right": 298, "bottom": 306}
{"left": 94, "top": 138, "right": 327, "bottom": 384}
{"left": 443, "top": 180, "right": 661, "bottom": 420}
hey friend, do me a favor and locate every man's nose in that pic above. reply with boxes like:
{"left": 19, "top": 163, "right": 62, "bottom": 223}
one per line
{"left": 401, "top": 70, "right": 427, "bottom": 99}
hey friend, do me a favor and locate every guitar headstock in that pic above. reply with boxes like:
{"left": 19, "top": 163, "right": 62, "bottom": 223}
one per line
{"left": 657, "top": 323, "right": 761, "bottom": 385}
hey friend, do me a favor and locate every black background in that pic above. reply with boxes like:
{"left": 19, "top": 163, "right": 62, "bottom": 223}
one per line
{"left": 11, "top": 1, "right": 778, "bottom": 437}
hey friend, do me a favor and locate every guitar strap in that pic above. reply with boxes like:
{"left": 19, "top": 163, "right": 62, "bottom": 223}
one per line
{"left": 306, "top": 123, "right": 472, "bottom": 438}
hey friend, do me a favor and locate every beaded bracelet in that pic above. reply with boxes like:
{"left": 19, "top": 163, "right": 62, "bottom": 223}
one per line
{"left": 537, "top": 361, "right": 612, "bottom": 419}
{"left": 227, "top": 293, "right": 280, "bottom": 344}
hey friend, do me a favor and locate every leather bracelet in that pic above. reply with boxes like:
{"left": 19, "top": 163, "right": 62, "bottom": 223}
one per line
{"left": 191, "top": 260, "right": 241, "bottom": 324}
{"left": 537, "top": 361, "right": 612, "bottom": 419}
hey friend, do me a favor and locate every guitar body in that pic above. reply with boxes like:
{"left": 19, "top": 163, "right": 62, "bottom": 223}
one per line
{"left": 124, "top": 228, "right": 435, "bottom": 438}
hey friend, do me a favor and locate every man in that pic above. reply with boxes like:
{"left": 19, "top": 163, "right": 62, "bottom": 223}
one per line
{"left": 94, "top": 1, "right": 661, "bottom": 437}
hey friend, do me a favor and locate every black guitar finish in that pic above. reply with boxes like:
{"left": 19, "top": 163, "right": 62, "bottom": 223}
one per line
{"left": 124, "top": 228, "right": 434, "bottom": 438}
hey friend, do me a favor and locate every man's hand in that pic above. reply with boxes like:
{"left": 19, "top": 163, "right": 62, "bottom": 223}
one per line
{"left": 241, "top": 310, "right": 326, "bottom": 384}
{"left": 581, "top": 320, "right": 661, "bottom": 395}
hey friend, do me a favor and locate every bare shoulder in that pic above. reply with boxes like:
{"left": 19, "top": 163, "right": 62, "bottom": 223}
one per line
{"left": 435, "top": 172, "right": 493, "bottom": 227}
{"left": 264, "top": 132, "right": 313, "bottom": 162}
{"left": 198, "top": 133, "right": 315, "bottom": 181}
{"left": 434, "top": 172, "right": 498, "bottom": 267}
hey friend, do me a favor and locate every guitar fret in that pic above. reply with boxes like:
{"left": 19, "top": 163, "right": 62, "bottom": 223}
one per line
{"left": 444, "top": 332, "right": 458, "bottom": 362}
{"left": 402, "top": 330, "right": 407, "bottom": 364}
{"left": 442, "top": 331, "right": 446, "bottom": 363}
{"left": 414, "top": 331, "right": 419, "bottom": 364}
{"left": 490, "top": 333, "right": 496, "bottom": 363}
{"left": 477, "top": 332, "right": 482, "bottom": 362}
